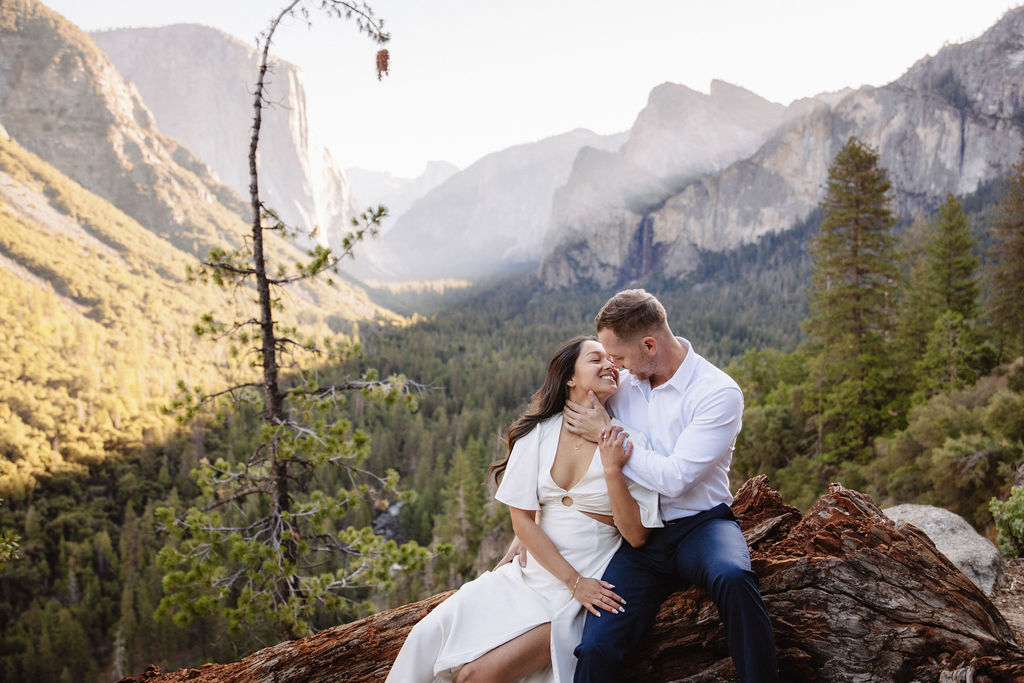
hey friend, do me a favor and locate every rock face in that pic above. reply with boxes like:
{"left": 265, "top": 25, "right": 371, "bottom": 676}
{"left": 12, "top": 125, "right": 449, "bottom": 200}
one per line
{"left": 540, "top": 80, "right": 795, "bottom": 287}
{"left": 128, "top": 477, "right": 1024, "bottom": 682}
{"left": 372, "top": 128, "right": 626, "bottom": 281}
{"left": 540, "top": 7, "right": 1024, "bottom": 288}
{"left": 0, "top": 0, "right": 247, "bottom": 256}
{"left": 884, "top": 503, "right": 1005, "bottom": 595}
{"left": 91, "top": 24, "right": 360, "bottom": 253}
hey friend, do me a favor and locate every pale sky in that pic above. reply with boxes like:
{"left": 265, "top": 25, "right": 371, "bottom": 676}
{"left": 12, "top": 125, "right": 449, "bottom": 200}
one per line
{"left": 44, "top": 0, "right": 1022, "bottom": 177}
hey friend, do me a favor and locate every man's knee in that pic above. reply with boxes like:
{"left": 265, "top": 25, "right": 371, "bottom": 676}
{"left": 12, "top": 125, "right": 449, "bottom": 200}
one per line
{"left": 708, "top": 561, "right": 760, "bottom": 600}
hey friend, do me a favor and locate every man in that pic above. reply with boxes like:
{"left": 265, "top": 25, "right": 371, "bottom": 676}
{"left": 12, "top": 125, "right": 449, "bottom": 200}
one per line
{"left": 563, "top": 288, "right": 778, "bottom": 682}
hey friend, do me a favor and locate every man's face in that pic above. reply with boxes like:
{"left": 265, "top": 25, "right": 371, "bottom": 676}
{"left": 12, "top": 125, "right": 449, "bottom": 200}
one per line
{"left": 597, "top": 328, "right": 657, "bottom": 381}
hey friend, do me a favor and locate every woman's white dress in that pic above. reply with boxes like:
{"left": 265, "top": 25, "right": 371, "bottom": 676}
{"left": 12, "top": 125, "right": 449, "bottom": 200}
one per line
{"left": 386, "top": 415, "right": 661, "bottom": 682}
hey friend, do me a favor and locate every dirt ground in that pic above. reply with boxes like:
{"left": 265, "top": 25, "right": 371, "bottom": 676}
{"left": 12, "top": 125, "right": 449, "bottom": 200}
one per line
{"left": 990, "top": 558, "right": 1024, "bottom": 647}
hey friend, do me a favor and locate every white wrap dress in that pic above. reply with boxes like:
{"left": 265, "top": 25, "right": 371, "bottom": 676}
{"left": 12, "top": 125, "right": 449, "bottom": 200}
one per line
{"left": 386, "top": 414, "right": 661, "bottom": 682}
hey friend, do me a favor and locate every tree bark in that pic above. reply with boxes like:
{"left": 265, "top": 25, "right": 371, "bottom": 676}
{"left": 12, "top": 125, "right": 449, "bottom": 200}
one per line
{"left": 122, "top": 477, "right": 1024, "bottom": 682}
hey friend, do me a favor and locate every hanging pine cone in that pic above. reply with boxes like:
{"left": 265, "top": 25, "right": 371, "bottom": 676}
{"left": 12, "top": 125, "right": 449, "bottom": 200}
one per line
{"left": 376, "top": 49, "right": 389, "bottom": 81}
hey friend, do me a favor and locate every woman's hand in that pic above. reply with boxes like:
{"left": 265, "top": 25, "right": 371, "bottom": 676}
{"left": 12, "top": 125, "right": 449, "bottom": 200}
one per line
{"left": 570, "top": 575, "right": 626, "bottom": 617}
{"left": 493, "top": 536, "right": 527, "bottom": 570}
{"left": 599, "top": 425, "right": 633, "bottom": 473}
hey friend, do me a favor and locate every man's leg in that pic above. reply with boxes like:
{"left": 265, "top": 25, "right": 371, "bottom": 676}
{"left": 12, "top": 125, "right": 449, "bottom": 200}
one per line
{"left": 573, "top": 534, "right": 673, "bottom": 683}
{"left": 673, "top": 505, "right": 779, "bottom": 683}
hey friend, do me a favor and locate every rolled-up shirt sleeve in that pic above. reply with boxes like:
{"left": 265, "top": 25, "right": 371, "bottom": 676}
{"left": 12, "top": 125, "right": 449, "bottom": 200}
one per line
{"left": 621, "top": 386, "right": 743, "bottom": 499}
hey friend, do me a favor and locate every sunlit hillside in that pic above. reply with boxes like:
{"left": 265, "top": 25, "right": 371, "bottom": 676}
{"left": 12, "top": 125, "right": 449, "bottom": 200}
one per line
{"left": 0, "top": 129, "right": 399, "bottom": 497}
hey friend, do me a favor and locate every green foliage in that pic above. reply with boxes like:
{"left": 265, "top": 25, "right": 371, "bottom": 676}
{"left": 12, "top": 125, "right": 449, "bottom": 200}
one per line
{"left": 912, "top": 311, "right": 993, "bottom": 400}
{"left": 154, "top": 0, "right": 429, "bottom": 644}
{"left": 0, "top": 498, "right": 17, "bottom": 570}
{"left": 805, "top": 137, "right": 901, "bottom": 467}
{"left": 990, "top": 486, "right": 1024, "bottom": 557}
{"left": 926, "top": 194, "right": 980, "bottom": 318}
{"left": 897, "top": 194, "right": 991, "bottom": 403}
{"left": 987, "top": 157, "right": 1024, "bottom": 358}
{"left": 870, "top": 381, "right": 1022, "bottom": 526}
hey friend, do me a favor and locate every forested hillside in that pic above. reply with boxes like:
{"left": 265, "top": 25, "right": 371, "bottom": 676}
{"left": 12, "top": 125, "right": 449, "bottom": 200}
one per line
{"left": 2, "top": 131, "right": 1023, "bottom": 681}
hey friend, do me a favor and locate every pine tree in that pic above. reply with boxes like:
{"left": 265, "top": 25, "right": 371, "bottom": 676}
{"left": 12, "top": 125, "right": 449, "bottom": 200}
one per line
{"left": 433, "top": 438, "right": 488, "bottom": 585}
{"left": 898, "top": 194, "right": 988, "bottom": 399}
{"left": 805, "top": 137, "right": 900, "bottom": 467}
{"left": 925, "top": 193, "right": 979, "bottom": 318}
{"left": 156, "top": 1, "right": 425, "bottom": 643}
{"left": 988, "top": 156, "right": 1024, "bottom": 358}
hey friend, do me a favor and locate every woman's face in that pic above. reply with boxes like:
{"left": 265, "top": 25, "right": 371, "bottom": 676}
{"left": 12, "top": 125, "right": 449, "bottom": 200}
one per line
{"left": 568, "top": 340, "right": 619, "bottom": 404}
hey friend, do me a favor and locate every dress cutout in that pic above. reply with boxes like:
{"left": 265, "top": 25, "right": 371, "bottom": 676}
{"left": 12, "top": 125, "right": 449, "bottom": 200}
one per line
{"left": 386, "top": 415, "right": 660, "bottom": 682}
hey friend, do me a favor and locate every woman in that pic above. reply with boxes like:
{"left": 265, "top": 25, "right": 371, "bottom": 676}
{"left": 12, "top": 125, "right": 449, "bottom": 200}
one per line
{"left": 386, "top": 337, "right": 661, "bottom": 682}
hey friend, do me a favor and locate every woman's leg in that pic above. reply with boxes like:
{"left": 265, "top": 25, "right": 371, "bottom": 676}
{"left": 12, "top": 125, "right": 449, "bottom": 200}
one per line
{"left": 456, "top": 623, "right": 551, "bottom": 683}
{"left": 386, "top": 609, "right": 449, "bottom": 682}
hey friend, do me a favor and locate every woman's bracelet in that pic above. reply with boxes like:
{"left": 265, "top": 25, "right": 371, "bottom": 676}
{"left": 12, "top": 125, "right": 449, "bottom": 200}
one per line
{"left": 570, "top": 574, "right": 581, "bottom": 597}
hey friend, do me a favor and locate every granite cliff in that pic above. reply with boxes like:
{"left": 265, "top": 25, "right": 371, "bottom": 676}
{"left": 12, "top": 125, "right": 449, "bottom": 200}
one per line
{"left": 91, "top": 24, "right": 360, "bottom": 253}
{"left": 0, "top": 0, "right": 390, "bottom": 321}
{"left": 540, "top": 8, "right": 1024, "bottom": 288}
{"left": 0, "top": 0, "right": 246, "bottom": 256}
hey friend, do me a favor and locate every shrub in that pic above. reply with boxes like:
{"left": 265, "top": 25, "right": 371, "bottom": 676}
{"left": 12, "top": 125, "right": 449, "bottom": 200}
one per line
{"left": 990, "top": 486, "right": 1024, "bottom": 558}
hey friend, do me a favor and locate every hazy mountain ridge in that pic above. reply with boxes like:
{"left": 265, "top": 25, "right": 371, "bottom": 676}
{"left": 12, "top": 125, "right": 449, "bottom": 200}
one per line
{"left": 365, "top": 128, "right": 627, "bottom": 281}
{"left": 346, "top": 161, "right": 460, "bottom": 227}
{"left": 91, "top": 24, "right": 361, "bottom": 253}
{"left": 540, "top": 8, "right": 1024, "bottom": 287}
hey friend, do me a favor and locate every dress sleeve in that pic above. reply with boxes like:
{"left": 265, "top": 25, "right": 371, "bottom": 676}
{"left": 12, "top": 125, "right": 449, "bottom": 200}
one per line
{"left": 494, "top": 422, "right": 542, "bottom": 511}
{"left": 611, "top": 419, "right": 663, "bottom": 528}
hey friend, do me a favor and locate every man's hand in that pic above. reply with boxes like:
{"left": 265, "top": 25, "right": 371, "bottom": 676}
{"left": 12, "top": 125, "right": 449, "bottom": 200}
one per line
{"left": 599, "top": 425, "right": 633, "bottom": 472}
{"left": 494, "top": 536, "right": 528, "bottom": 570}
{"left": 564, "top": 390, "right": 611, "bottom": 442}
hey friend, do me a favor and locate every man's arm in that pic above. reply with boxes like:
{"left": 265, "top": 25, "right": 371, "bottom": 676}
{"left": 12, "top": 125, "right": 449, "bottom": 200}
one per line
{"left": 621, "top": 387, "right": 742, "bottom": 498}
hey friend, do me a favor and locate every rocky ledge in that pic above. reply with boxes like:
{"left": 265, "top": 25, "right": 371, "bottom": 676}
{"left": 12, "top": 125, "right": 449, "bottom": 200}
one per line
{"left": 121, "top": 476, "right": 1024, "bottom": 682}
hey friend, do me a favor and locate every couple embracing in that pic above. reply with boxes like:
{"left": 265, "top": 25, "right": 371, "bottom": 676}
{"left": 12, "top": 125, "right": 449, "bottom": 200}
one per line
{"left": 387, "top": 289, "right": 779, "bottom": 682}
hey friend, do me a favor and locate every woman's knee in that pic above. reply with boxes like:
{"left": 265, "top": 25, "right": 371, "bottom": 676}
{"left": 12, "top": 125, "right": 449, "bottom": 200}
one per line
{"left": 455, "top": 660, "right": 483, "bottom": 683}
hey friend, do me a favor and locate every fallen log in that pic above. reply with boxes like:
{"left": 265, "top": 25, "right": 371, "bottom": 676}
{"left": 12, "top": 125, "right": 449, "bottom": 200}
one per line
{"left": 121, "top": 477, "right": 1024, "bottom": 682}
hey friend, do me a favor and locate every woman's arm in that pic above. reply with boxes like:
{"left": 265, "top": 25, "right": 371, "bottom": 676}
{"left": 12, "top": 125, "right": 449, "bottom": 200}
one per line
{"left": 599, "top": 427, "right": 651, "bottom": 547}
{"left": 508, "top": 507, "right": 624, "bottom": 617}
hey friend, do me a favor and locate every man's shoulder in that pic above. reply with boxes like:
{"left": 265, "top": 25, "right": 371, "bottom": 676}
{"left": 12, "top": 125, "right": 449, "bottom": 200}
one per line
{"left": 690, "top": 354, "right": 742, "bottom": 398}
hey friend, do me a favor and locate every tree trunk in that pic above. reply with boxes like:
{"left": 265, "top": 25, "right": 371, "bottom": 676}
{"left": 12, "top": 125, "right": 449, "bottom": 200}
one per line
{"left": 121, "top": 477, "right": 1024, "bottom": 682}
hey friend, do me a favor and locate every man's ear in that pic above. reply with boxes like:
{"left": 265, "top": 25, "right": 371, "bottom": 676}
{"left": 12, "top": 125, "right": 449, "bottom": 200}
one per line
{"left": 642, "top": 336, "right": 657, "bottom": 353}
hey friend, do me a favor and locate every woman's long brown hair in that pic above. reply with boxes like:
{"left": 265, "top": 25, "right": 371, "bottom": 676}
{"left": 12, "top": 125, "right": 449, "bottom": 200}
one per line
{"left": 488, "top": 336, "right": 592, "bottom": 484}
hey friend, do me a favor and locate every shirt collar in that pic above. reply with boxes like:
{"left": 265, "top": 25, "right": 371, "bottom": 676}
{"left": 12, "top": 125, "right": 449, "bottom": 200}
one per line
{"left": 663, "top": 337, "right": 697, "bottom": 393}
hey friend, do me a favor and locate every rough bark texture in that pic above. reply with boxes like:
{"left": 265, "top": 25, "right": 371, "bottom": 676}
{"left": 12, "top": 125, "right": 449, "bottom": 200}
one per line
{"left": 121, "top": 477, "right": 1024, "bottom": 682}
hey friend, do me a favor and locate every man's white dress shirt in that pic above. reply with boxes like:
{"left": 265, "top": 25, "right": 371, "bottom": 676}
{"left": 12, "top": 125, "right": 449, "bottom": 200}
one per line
{"left": 607, "top": 338, "right": 743, "bottom": 521}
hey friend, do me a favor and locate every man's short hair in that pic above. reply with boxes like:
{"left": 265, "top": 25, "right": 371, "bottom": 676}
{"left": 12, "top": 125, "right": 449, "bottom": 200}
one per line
{"left": 595, "top": 289, "right": 667, "bottom": 340}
